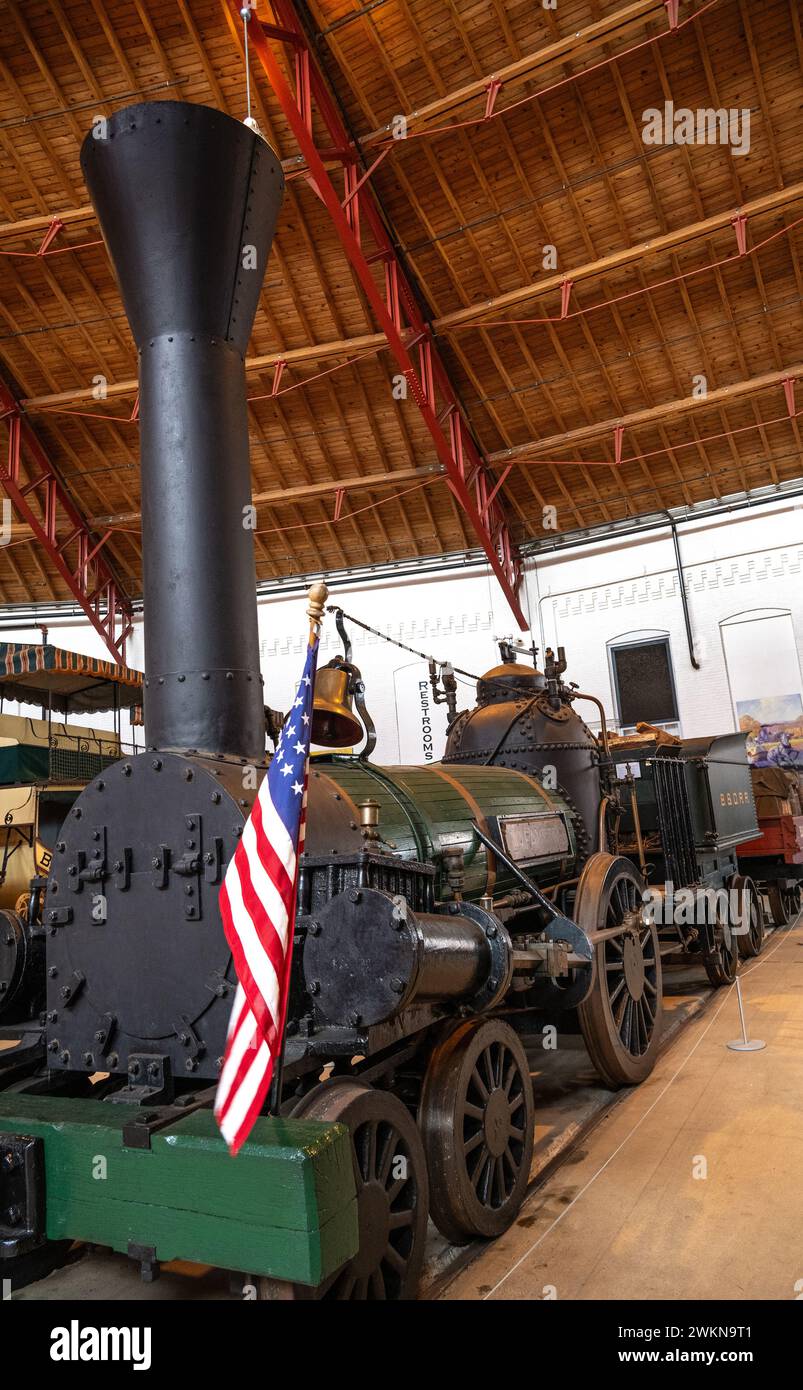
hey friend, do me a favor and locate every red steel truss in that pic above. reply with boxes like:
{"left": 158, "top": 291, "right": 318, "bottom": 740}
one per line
{"left": 231, "top": 0, "right": 528, "bottom": 629}
{"left": 0, "top": 377, "right": 133, "bottom": 663}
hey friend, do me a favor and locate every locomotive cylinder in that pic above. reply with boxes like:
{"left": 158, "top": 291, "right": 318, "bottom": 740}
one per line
{"left": 303, "top": 888, "right": 512, "bottom": 1027}
{"left": 80, "top": 103, "right": 284, "bottom": 760}
{"left": 400, "top": 911, "right": 490, "bottom": 1002}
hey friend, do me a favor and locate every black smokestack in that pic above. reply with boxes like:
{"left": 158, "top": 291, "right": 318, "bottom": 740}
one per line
{"left": 81, "top": 101, "right": 284, "bottom": 759}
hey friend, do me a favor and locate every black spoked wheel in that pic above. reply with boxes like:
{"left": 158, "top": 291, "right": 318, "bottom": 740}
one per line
{"left": 703, "top": 896, "right": 739, "bottom": 986}
{"left": 767, "top": 884, "right": 790, "bottom": 928}
{"left": 768, "top": 882, "right": 800, "bottom": 927}
{"left": 730, "top": 874, "right": 765, "bottom": 959}
{"left": 576, "top": 854, "right": 663, "bottom": 1088}
{"left": 418, "top": 1019, "right": 534, "bottom": 1245}
{"left": 259, "top": 1080, "right": 428, "bottom": 1300}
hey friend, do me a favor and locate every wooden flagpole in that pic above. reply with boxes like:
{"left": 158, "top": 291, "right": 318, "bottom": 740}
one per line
{"left": 267, "top": 580, "right": 329, "bottom": 1115}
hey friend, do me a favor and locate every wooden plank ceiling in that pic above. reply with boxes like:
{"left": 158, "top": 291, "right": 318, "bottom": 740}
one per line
{"left": 0, "top": 0, "right": 802, "bottom": 608}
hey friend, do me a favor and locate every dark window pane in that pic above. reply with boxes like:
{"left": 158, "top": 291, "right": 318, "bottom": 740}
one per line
{"left": 613, "top": 642, "right": 677, "bottom": 726}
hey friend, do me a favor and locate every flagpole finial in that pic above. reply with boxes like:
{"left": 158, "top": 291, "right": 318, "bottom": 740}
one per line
{"left": 306, "top": 580, "right": 329, "bottom": 630}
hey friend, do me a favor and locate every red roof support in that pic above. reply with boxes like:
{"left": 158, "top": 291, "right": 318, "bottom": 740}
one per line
{"left": 231, "top": 0, "right": 527, "bottom": 629}
{"left": 0, "top": 377, "right": 133, "bottom": 663}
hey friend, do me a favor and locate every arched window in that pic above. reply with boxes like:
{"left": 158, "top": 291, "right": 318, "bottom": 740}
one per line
{"left": 607, "top": 629, "right": 679, "bottom": 733}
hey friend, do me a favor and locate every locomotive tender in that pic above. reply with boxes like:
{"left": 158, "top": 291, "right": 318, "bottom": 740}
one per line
{"left": 0, "top": 100, "right": 770, "bottom": 1302}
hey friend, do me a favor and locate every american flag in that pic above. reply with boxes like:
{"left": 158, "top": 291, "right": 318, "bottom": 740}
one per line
{"left": 215, "top": 635, "right": 319, "bottom": 1154}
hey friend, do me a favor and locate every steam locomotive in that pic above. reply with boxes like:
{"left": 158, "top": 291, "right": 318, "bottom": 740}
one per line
{"left": 0, "top": 101, "right": 779, "bottom": 1303}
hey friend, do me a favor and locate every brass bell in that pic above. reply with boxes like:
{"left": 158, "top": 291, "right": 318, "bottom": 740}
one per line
{"left": 311, "top": 662, "right": 363, "bottom": 748}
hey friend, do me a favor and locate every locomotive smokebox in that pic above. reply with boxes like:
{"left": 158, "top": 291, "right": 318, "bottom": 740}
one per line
{"left": 81, "top": 102, "right": 285, "bottom": 759}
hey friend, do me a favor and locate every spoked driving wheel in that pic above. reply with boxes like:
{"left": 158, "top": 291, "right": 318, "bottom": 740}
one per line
{"left": 576, "top": 854, "right": 663, "bottom": 1088}
{"left": 259, "top": 1080, "right": 428, "bottom": 1300}
{"left": 730, "top": 874, "right": 765, "bottom": 959}
{"left": 418, "top": 1018, "right": 534, "bottom": 1244}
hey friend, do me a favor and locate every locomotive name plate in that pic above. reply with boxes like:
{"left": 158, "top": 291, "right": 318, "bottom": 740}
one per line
{"left": 499, "top": 811, "right": 570, "bottom": 864}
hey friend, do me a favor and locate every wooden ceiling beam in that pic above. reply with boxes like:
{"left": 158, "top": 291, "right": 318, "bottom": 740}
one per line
{"left": 20, "top": 333, "right": 388, "bottom": 409}
{"left": 357, "top": 0, "right": 666, "bottom": 147}
{"left": 0, "top": 0, "right": 664, "bottom": 229}
{"left": 16, "top": 179, "right": 803, "bottom": 412}
{"left": 85, "top": 463, "right": 444, "bottom": 530}
{"left": 0, "top": 204, "right": 95, "bottom": 240}
{"left": 379, "top": 0, "right": 608, "bottom": 529}
{"left": 435, "top": 182, "right": 803, "bottom": 330}
{"left": 486, "top": 364, "right": 803, "bottom": 464}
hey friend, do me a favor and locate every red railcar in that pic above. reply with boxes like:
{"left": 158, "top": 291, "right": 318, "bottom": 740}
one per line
{"left": 738, "top": 767, "right": 803, "bottom": 925}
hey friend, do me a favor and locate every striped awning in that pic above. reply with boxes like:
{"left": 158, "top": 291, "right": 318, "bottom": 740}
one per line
{"left": 0, "top": 643, "right": 143, "bottom": 715}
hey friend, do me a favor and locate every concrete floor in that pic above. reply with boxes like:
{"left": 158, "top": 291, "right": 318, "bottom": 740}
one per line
{"left": 440, "top": 917, "right": 803, "bottom": 1301}
{"left": 421, "top": 959, "right": 711, "bottom": 1294}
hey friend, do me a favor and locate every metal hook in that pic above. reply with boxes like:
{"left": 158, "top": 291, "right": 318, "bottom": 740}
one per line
{"left": 334, "top": 607, "right": 352, "bottom": 664}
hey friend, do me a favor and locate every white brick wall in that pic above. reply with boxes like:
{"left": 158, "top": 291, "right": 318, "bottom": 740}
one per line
{"left": 2, "top": 497, "right": 801, "bottom": 754}
{"left": 531, "top": 499, "right": 803, "bottom": 737}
